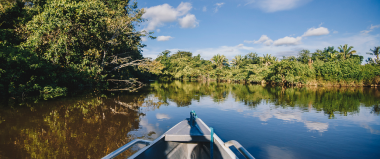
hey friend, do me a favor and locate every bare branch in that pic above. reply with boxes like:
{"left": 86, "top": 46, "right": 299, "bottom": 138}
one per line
{"left": 107, "top": 78, "right": 145, "bottom": 92}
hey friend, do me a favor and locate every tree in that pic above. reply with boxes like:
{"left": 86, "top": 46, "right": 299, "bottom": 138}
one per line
{"left": 328, "top": 52, "right": 338, "bottom": 61}
{"left": 310, "top": 46, "right": 338, "bottom": 62}
{"left": 0, "top": 0, "right": 160, "bottom": 96}
{"left": 156, "top": 50, "right": 171, "bottom": 68}
{"left": 282, "top": 56, "right": 297, "bottom": 62}
{"left": 312, "top": 47, "right": 336, "bottom": 61}
{"left": 366, "top": 46, "right": 380, "bottom": 65}
{"left": 170, "top": 51, "right": 192, "bottom": 59}
{"left": 211, "top": 54, "right": 228, "bottom": 69}
{"left": 338, "top": 44, "right": 356, "bottom": 60}
{"left": 231, "top": 55, "right": 243, "bottom": 69}
{"left": 261, "top": 54, "right": 277, "bottom": 66}
{"left": 243, "top": 52, "right": 260, "bottom": 65}
{"left": 297, "top": 49, "right": 311, "bottom": 64}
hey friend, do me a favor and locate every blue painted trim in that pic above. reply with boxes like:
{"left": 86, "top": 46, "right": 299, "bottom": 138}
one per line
{"left": 210, "top": 127, "right": 214, "bottom": 159}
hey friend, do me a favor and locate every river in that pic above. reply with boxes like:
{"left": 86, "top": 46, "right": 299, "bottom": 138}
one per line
{"left": 0, "top": 81, "right": 379, "bottom": 159}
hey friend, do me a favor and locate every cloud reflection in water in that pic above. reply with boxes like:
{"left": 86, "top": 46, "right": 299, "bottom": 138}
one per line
{"left": 156, "top": 113, "right": 171, "bottom": 120}
{"left": 251, "top": 105, "right": 329, "bottom": 133}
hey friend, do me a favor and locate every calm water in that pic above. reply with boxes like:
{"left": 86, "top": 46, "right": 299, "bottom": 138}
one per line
{"left": 0, "top": 81, "right": 380, "bottom": 159}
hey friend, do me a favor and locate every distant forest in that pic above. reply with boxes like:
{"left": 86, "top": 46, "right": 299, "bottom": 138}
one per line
{"left": 154, "top": 45, "right": 380, "bottom": 86}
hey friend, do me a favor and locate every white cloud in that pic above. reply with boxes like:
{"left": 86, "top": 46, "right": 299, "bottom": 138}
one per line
{"left": 253, "top": 111, "right": 273, "bottom": 122}
{"left": 265, "top": 145, "right": 296, "bottom": 159}
{"left": 370, "top": 24, "right": 380, "bottom": 30}
{"left": 142, "top": 4, "right": 178, "bottom": 31}
{"left": 194, "top": 44, "right": 255, "bottom": 60}
{"left": 157, "top": 36, "right": 173, "bottom": 41}
{"left": 142, "top": 2, "right": 197, "bottom": 31}
{"left": 273, "top": 111, "right": 302, "bottom": 121}
{"left": 255, "top": 35, "right": 271, "bottom": 43}
{"left": 245, "top": 35, "right": 273, "bottom": 46}
{"left": 304, "top": 121, "right": 329, "bottom": 132}
{"left": 361, "top": 124, "right": 380, "bottom": 135}
{"left": 245, "top": 27, "right": 329, "bottom": 47}
{"left": 246, "top": 0, "right": 311, "bottom": 12}
{"left": 361, "top": 24, "right": 380, "bottom": 35}
{"left": 178, "top": 14, "right": 199, "bottom": 28}
{"left": 333, "top": 31, "right": 338, "bottom": 34}
{"left": 303, "top": 27, "right": 330, "bottom": 37}
{"left": 176, "top": 2, "right": 192, "bottom": 15}
{"left": 156, "top": 113, "right": 171, "bottom": 120}
{"left": 273, "top": 36, "right": 302, "bottom": 46}
{"left": 156, "top": 29, "right": 160, "bottom": 33}
{"left": 139, "top": 118, "right": 162, "bottom": 138}
{"left": 214, "top": 2, "right": 225, "bottom": 13}
{"left": 252, "top": 108, "right": 329, "bottom": 133}
{"left": 361, "top": 30, "right": 372, "bottom": 34}
{"left": 203, "top": 6, "right": 207, "bottom": 12}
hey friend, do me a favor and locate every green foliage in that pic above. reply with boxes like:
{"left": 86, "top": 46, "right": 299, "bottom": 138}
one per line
{"left": 366, "top": 46, "right": 380, "bottom": 65}
{"left": 231, "top": 55, "right": 243, "bottom": 69}
{"left": 260, "top": 54, "right": 277, "bottom": 66}
{"left": 313, "top": 58, "right": 362, "bottom": 82}
{"left": 311, "top": 46, "right": 338, "bottom": 62}
{"left": 361, "top": 64, "right": 380, "bottom": 85}
{"left": 338, "top": 44, "right": 357, "bottom": 60}
{"left": 0, "top": 42, "right": 101, "bottom": 96}
{"left": 155, "top": 50, "right": 212, "bottom": 80}
{"left": 243, "top": 52, "right": 261, "bottom": 65}
{"left": 0, "top": 0, "right": 158, "bottom": 97}
{"left": 211, "top": 54, "right": 229, "bottom": 69}
{"left": 297, "top": 49, "right": 311, "bottom": 64}
{"left": 23, "top": 0, "right": 146, "bottom": 66}
{"left": 246, "top": 64, "right": 270, "bottom": 82}
{"left": 268, "top": 60, "right": 315, "bottom": 84}
{"left": 155, "top": 47, "right": 379, "bottom": 86}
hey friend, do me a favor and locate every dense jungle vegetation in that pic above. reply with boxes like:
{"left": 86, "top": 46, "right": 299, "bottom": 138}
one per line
{"left": 1, "top": 0, "right": 380, "bottom": 99}
{"left": 0, "top": 0, "right": 162, "bottom": 97}
{"left": 154, "top": 46, "right": 380, "bottom": 86}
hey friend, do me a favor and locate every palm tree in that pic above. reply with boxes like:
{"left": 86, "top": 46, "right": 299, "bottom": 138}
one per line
{"left": 261, "top": 54, "right": 277, "bottom": 66}
{"left": 320, "top": 46, "right": 336, "bottom": 61}
{"left": 366, "top": 46, "right": 380, "bottom": 64}
{"left": 328, "top": 52, "right": 338, "bottom": 61}
{"left": 231, "top": 55, "right": 243, "bottom": 69}
{"left": 338, "top": 44, "right": 357, "bottom": 59}
{"left": 211, "top": 54, "right": 228, "bottom": 69}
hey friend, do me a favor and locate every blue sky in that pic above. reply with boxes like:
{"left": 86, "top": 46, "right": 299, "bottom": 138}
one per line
{"left": 137, "top": 0, "right": 380, "bottom": 61}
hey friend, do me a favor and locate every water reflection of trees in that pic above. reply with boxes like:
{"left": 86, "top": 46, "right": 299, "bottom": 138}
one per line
{"left": 150, "top": 81, "right": 230, "bottom": 107}
{"left": 0, "top": 92, "right": 163, "bottom": 159}
{"left": 150, "top": 81, "right": 380, "bottom": 118}
{"left": 1, "top": 82, "right": 379, "bottom": 158}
